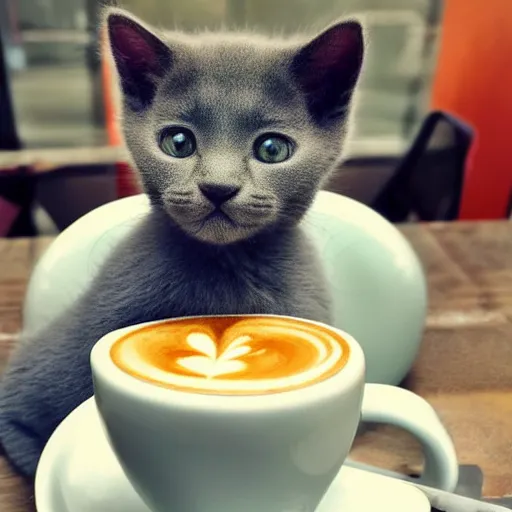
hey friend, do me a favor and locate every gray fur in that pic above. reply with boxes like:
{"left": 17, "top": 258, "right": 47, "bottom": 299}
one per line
{"left": 0, "top": 8, "right": 363, "bottom": 477}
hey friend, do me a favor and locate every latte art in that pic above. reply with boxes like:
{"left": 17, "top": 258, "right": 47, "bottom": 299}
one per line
{"left": 111, "top": 317, "right": 350, "bottom": 395}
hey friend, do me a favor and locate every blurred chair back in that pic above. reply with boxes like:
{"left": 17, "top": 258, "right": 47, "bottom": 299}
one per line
{"left": 372, "top": 111, "right": 474, "bottom": 223}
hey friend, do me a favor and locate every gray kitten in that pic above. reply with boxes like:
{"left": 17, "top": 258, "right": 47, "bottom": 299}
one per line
{"left": 0, "top": 8, "right": 364, "bottom": 477}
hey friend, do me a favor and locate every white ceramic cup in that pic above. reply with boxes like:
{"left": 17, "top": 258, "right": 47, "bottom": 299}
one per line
{"left": 91, "top": 316, "right": 458, "bottom": 512}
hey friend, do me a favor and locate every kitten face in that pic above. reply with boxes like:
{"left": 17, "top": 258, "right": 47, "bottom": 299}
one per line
{"left": 108, "top": 11, "right": 364, "bottom": 245}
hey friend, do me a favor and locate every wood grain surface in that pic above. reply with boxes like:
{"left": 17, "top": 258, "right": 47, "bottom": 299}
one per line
{"left": 0, "top": 222, "right": 511, "bottom": 510}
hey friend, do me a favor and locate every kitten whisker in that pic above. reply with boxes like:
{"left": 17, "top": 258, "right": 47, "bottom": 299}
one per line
{"left": 246, "top": 203, "right": 274, "bottom": 210}
{"left": 167, "top": 199, "right": 194, "bottom": 206}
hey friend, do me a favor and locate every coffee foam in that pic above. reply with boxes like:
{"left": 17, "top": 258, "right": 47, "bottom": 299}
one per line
{"left": 111, "top": 317, "right": 350, "bottom": 395}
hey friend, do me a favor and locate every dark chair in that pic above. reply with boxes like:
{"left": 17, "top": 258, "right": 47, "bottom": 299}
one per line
{"left": 371, "top": 111, "right": 474, "bottom": 222}
{"left": 0, "top": 22, "right": 37, "bottom": 236}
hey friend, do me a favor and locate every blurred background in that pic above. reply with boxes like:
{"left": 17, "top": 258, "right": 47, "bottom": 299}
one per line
{"left": 0, "top": 0, "right": 511, "bottom": 236}
{"left": 1, "top": 0, "right": 441, "bottom": 148}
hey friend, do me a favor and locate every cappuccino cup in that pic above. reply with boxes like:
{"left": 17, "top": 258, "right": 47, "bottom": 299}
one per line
{"left": 91, "top": 315, "right": 458, "bottom": 512}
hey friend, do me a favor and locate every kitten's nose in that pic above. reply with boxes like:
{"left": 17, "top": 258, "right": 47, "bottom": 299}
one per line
{"left": 199, "top": 183, "right": 240, "bottom": 206}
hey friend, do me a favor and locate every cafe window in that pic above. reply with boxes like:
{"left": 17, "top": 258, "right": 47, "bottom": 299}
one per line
{"left": 1, "top": 0, "right": 443, "bottom": 155}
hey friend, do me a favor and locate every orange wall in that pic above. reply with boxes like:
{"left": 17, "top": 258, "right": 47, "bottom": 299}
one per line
{"left": 431, "top": 0, "right": 512, "bottom": 219}
{"left": 101, "top": 30, "right": 140, "bottom": 198}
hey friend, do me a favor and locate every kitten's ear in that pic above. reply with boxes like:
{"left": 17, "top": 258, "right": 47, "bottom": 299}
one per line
{"left": 291, "top": 21, "right": 364, "bottom": 122}
{"left": 106, "top": 10, "right": 173, "bottom": 111}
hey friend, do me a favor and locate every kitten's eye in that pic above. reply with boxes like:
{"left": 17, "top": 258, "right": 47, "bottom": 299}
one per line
{"left": 254, "top": 134, "right": 294, "bottom": 163}
{"left": 159, "top": 128, "right": 196, "bottom": 158}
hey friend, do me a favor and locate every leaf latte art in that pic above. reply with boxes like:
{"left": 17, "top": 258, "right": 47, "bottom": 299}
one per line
{"left": 111, "top": 316, "right": 350, "bottom": 395}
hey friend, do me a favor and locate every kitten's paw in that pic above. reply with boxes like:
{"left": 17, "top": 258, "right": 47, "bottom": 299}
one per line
{"left": 0, "top": 414, "right": 42, "bottom": 478}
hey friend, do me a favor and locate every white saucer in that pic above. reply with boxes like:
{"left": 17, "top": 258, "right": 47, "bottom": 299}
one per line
{"left": 35, "top": 398, "right": 430, "bottom": 512}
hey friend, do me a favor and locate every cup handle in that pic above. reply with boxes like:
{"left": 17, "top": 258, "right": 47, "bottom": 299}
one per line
{"left": 345, "top": 383, "right": 459, "bottom": 492}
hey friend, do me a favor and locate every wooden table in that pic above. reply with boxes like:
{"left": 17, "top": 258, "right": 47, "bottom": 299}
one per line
{"left": 1, "top": 221, "right": 511, "bottom": 510}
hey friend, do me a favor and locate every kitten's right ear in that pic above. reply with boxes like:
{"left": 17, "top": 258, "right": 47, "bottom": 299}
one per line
{"left": 106, "top": 10, "right": 172, "bottom": 111}
{"left": 291, "top": 21, "right": 364, "bottom": 123}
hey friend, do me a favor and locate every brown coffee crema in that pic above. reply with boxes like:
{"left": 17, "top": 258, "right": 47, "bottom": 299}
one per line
{"left": 111, "top": 316, "right": 350, "bottom": 395}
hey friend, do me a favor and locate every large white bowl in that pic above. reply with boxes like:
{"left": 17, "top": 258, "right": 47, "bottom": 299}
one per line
{"left": 23, "top": 191, "right": 427, "bottom": 385}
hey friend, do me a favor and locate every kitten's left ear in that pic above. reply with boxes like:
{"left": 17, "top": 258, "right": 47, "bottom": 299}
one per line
{"left": 106, "top": 10, "right": 173, "bottom": 111}
{"left": 291, "top": 21, "right": 364, "bottom": 122}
